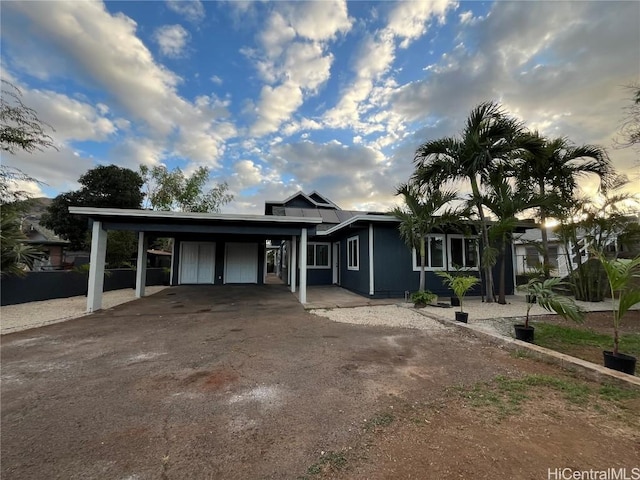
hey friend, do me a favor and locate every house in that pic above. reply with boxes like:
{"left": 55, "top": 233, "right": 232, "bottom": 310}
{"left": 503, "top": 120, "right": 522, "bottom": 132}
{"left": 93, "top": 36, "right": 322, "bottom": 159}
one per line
{"left": 20, "top": 218, "right": 70, "bottom": 270}
{"left": 69, "top": 191, "right": 522, "bottom": 312}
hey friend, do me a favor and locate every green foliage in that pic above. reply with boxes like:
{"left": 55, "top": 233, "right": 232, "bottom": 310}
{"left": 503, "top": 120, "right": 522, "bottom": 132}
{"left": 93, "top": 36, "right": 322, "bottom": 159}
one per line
{"left": 1, "top": 80, "right": 56, "bottom": 154}
{"left": 410, "top": 290, "right": 437, "bottom": 306}
{"left": 0, "top": 206, "right": 42, "bottom": 276}
{"left": 305, "top": 451, "right": 347, "bottom": 476}
{"left": 436, "top": 271, "right": 479, "bottom": 313}
{"left": 534, "top": 323, "right": 640, "bottom": 358}
{"left": 519, "top": 277, "right": 585, "bottom": 327}
{"left": 139, "top": 164, "right": 233, "bottom": 212}
{"left": 106, "top": 231, "right": 138, "bottom": 268}
{"left": 596, "top": 252, "right": 640, "bottom": 354}
{"left": 392, "top": 181, "right": 460, "bottom": 291}
{"left": 41, "top": 165, "right": 144, "bottom": 250}
{"left": 364, "top": 412, "right": 395, "bottom": 430}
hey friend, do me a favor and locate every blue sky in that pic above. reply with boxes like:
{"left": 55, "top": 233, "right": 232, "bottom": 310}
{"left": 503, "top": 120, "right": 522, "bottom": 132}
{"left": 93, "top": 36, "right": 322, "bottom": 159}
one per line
{"left": 2, "top": 0, "right": 638, "bottom": 213}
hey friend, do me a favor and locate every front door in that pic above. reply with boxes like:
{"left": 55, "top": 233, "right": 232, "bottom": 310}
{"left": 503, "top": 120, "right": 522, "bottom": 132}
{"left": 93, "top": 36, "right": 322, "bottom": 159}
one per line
{"left": 332, "top": 241, "right": 340, "bottom": 285}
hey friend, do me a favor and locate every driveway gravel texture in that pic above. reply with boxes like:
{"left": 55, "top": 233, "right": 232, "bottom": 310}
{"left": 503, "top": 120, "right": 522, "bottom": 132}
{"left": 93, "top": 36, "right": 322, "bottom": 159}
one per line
{"left": 2, "top": 285, "right": 633, "bottom": 479}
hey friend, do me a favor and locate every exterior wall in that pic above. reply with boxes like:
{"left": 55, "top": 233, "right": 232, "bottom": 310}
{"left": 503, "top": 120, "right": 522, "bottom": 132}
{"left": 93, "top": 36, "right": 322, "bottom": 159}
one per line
{"left": 1, "top": 268, "right": 168, "bottom": 306}
{"left": 172, "top": 235, "right": 266, "bottom": 285}
{"left": 339, "top": 227, "right": 370, "bottom": 296}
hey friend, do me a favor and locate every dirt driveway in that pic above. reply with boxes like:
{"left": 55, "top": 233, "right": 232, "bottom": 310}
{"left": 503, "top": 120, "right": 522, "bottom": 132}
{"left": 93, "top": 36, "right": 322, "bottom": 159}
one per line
{"left": 2, "top": 285, "right": 638, "bottom": 479}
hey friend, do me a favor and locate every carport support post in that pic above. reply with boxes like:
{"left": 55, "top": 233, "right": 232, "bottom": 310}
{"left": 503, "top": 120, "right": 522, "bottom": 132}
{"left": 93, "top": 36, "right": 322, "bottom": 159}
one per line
{"left": 135, "top": 231, "right": 147, "bottom": 298}
{"left": 300, "top": 228, "right": 307, "bottom": 304}
{"left": 87, "top": 220, "right": 107, "bottom": 313}
{"left": 290, "top": 235, "right": 297, "bottom": 293}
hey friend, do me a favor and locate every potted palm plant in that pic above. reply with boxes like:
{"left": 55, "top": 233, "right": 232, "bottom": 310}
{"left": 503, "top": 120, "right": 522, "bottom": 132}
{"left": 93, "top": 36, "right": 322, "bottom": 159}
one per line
{"left": 515, "top": 277, "right": 585, "bottom": 343}
{"left": 436, "top": 272, "right": 479, "bottom": 322}
{"left": 597, "top": 252, "right": 640, "bottom": 375}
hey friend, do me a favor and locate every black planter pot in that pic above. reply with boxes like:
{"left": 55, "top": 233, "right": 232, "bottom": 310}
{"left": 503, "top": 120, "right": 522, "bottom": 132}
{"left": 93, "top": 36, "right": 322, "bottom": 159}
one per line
{"left": 526, "top": 295, "right": 537, "bottom": 304}
{"left": 603, "top": 351, "right": 637, "bottom": 375}
{"left": 514, "top": 324, "right": 535, "bottom": 343}
{"left": 455, "top": 311, "right": 468, "bottom": 323}
{"left": 450, "top": 297, "right": 461, "bottom": 307}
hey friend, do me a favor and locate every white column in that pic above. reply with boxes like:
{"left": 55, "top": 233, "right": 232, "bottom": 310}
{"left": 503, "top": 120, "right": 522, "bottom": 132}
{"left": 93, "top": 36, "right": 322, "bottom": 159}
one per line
{"left": 291, "top": 235, "right": 297, "bottom": 293}
{"left": 87, "top": 220, "right": 107, "bottom": 313}
{"left": 169, "top": 239, "right": 176, "bottom": 286}
{"left": 300, "top": 228, "right": 307, "bottom": 304}
{"left": 135, "top": 231, "right": 147, "bottom": 298}
{"left": 369, "top": 223, "right": 374, "bottom": 296}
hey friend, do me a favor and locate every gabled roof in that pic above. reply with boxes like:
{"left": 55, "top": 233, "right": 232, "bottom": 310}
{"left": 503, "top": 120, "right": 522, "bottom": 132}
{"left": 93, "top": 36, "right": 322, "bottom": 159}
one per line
{"left": 264, "top": 190, "right": 340, "bottom": 214}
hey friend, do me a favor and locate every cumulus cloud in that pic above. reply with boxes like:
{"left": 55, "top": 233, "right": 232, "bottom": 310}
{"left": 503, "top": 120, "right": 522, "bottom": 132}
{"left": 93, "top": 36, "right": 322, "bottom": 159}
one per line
{"left": 166, "top": 0, "right": 205, "bottom": 22}
{"left": 154, "top": 24, "right": 190, "bottom": 58}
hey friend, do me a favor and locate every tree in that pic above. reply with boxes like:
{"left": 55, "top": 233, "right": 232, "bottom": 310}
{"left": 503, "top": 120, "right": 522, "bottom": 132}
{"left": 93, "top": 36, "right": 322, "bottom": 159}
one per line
{"left": 1, "top": 80, "right": 56, "bottom": 154}
{"left": 413, "top": 101, "right": 528, "bottom": 302}
{"left": 41, "top": 165, "right": 144, "bottom": 251}
{"left": 392, "top": 182, "right": 460, "bottom": 292}
{"left": 516, "top": 133, "right": 612, "bottom": 276}
{"left": 615, "top": 84, "right": 640, "bottom": 155}
{"left": 140, "top": 164, "right": 232, "bottom": 212}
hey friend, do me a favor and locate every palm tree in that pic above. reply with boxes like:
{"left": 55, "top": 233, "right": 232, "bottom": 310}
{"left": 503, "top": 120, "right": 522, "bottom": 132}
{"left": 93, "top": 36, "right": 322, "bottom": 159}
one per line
{"left": 413, "top": 101, "right": 527, "bottom": 302}
{"left": 392, "top": 182, "right": 460, "bottom": 292}
{"left": 516, "top": 134, "right": 612, "bottom": 276}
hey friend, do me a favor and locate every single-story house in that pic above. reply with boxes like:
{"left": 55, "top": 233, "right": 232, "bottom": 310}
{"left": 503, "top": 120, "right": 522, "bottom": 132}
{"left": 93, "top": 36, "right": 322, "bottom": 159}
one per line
{"left": 70, "top": 191, "right": 525, "bottom": 312}
{"left": 21, "top": 218, "right": 70, "bottom": 270}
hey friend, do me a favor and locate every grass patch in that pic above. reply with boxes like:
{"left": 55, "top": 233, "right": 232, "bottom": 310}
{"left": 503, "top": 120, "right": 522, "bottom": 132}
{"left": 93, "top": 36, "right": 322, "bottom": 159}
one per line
{"left": 364, "top": 412, "right": 394, "bottom": 430}
{"left": 599, "top": 384, "right": 640, "bottom": 402}
{"left": 305, "top": 451, "right": 348, "bottom": 476}
{"left": 458, "top": 374, "right": 595, "bottom": 418}
{"left": 534, "top": 323, "right": 640, "bottom": 357}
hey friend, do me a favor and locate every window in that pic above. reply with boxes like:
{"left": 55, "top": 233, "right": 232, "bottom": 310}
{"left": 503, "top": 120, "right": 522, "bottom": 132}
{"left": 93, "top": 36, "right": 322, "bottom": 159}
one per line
{"left": 347, "top": 236, "right": 359, "bottom": 270}
{"left": 412, "top": 235, "right": 446, "bottom": 271}
{"left": 448, "top": 235, "right": 478, "bottom": 270}
{"left": 306, "top": 243, "right": 330, "bottom": 268}
{"left": 548, "top": 246, "right": 559, "bottom": 269}
{"left": 525, "top": 246, "right": 540, "bottom": 268}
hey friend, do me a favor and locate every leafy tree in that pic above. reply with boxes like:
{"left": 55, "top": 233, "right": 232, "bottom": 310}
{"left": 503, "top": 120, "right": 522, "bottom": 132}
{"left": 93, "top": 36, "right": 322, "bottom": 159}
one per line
{"left": 1, "top": 80, "right": 56, "bottom": 154}
{"left": 391, "top": 182, "right": 460, "bottom": 292}
{"left": 516, "top": 133, "right": 612, "bottom": 275}
{"left": 0, "top": 207, "right": 42, "bottom": 277}
{"left": 140, "top": 164, "right": 232, "bottom": 212}
{"left": 42, "top": 165, "right": 144, "bottom": 250}
{"left": 413, "top": 101, "right": 529, "bottom": 302}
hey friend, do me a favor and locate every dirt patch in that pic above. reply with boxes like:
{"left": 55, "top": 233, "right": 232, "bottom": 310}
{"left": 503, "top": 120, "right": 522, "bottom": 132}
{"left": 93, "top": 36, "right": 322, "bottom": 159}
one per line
{"left": 533, "top": 310, "right": 640, "bottom": 335}
{"left": 2, "top": 286, "right": 639, "bottom": 480}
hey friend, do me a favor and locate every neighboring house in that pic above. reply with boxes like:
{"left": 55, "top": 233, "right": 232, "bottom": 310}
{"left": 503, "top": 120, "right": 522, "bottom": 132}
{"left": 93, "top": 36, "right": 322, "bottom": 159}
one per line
{"left": 69, "top": 191, "right": 524, "bottom": 312}
{"left": 20, "top": 217, "right": 70, "bottom": 270}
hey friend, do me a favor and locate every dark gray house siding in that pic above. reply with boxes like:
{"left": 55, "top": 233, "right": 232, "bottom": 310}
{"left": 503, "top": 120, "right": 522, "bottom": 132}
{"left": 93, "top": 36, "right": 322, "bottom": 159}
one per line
{"left": 338, "top": 228, "right": 370, "bottom": 296}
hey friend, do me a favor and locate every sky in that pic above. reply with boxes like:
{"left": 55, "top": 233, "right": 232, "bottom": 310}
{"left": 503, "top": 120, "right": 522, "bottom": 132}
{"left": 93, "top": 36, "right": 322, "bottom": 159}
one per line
{"left": 1, "top": 0, "right": 639, "bottom": 214}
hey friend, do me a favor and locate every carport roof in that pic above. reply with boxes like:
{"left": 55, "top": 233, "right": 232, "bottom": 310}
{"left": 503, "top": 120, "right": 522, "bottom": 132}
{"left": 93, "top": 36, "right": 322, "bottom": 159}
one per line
{"left": 69, "top": 207, "right": 323, "bottom": 237}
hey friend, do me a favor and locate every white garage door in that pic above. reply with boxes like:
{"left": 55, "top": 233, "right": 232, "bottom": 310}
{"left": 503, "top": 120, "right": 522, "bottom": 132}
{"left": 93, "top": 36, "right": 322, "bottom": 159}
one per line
{"left": 180, "top": 242, "right": 215, "bottom": 284}
{"left": 225, "top": 243, "right": 258, "bottom": 284}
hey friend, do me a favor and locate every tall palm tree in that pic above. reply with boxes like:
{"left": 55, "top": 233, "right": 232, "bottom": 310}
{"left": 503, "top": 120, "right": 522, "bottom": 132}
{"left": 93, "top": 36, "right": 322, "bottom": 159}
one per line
{"left": 516, "top": 134, "right": 612, "bottom": 276}
{"left": 413, "top": 101, "right": 527, "bottom": 302}
{"left": 392, "top": 182, "right": 460, "bottom": 292}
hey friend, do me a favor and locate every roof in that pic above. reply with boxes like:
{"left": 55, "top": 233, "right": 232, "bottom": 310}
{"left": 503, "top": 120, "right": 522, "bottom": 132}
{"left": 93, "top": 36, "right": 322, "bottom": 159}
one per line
{"left": 265, "top": 190, "right": 341, "bottom": 214}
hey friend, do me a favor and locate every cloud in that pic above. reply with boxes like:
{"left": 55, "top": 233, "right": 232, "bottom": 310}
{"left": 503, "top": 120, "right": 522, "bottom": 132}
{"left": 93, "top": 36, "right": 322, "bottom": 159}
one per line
{"left": 210, "top": 75, "right": 223, "bottom": 85}
{"left": 248, "top": 1, "right": 352, "bottom": 136}
{"left": 153, "top": 24, "right": 190, "bottom": 58}
{"left": 165, "top": 0, "right": 205, "bottom": 22}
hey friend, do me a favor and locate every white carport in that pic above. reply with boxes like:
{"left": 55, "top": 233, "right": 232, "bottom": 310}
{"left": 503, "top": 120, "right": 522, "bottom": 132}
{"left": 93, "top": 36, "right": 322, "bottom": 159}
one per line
{"left": 69, "top": 207, "right": 322, "bottom": 312}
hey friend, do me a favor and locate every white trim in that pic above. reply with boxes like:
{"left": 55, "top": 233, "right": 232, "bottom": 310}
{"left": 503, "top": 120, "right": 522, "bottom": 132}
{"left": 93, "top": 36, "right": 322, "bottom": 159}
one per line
{"left": 87, "top": 220, "right": 107, "bottom": 313}
{"left": 412, "top": 234, "right": 447, "bottom": 271}
{"left": 332, "top": 241, "right": 340, "bottom": 285}
{"left": 305, "top": 242, "right": 331, "bottom": 269}
{"left": 135, "top": 231, "right": 147, "bottom": 298}
{"left": 318, "top": 214, "right": 399, "bottom": 236}
{"left": 369, "top": 223, "right": 374, "bottom": 296}
{"left": 447, "top": 234, "right": 479, "bottom": 271}
{"left": 347, "top": 235, "right": 359, "bottom": 271}
{"left": 69, "top": 206, "right": 322, "bottom": 224}
{"left": 300, "top": 228, "right": 307, "bottom": 304}
{"left": 291, "top": 235, "right": 297, "bottom": 293}
{"left": 169, "top": 239, "right": 175, "bottom": 285}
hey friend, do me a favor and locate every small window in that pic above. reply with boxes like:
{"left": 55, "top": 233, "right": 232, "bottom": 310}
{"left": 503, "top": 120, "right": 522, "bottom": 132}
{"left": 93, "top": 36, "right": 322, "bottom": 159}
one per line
{"left": 347, "top": 236, "right": 359, "bottom": 270}
{"left": 306, "top": 243, "right": 330, "bottom": 268}
{"left": 525, "top": 246, "right": 540, "bottom": 268}
{"left": 548, "top": 246, "right": 559, "bottom": 269}
{"left": 413, "top": 235, "right": 446, "bottom": 270}
{"left": 448, "top": 236, "right": 479, "bottom": 270}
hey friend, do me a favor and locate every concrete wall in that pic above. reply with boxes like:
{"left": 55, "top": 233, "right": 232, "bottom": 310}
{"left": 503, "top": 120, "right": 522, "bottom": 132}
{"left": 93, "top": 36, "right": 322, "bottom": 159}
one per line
{"left": 1, "top": 268, "right": 168, "bottom": 306}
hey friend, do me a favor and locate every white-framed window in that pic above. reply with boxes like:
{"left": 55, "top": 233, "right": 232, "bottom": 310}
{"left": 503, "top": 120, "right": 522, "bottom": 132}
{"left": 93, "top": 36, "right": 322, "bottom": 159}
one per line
{"left": 347, "top": 236, "right": 359, "bottom": 270}
{"left": 447, "top": 235, "right": 479, "bottom": 270}
{"left": 412, "top": 235, "right": 446, "bottom": 271}
{"left": 306, "top": 243, "right": 330, "bottom": 268}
